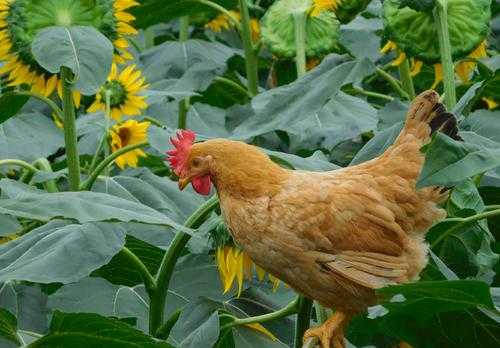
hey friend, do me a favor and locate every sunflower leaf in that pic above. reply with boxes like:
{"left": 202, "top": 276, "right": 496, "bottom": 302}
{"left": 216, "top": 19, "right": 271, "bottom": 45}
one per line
{"left": 31, "top": 26, "right": 113, "bottom": 95}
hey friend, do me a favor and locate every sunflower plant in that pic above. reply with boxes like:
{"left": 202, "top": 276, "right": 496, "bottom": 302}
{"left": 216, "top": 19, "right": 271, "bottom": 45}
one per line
{"left": 0, "top": 0, "right": 498, "bottom": 348}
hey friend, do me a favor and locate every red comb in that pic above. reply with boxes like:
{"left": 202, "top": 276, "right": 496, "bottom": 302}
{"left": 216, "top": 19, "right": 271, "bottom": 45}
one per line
{"left": 167, "top": 129, "right": 196, "bottom": 176}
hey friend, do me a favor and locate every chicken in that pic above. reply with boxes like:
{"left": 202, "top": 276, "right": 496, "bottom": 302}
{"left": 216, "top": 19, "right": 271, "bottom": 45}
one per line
{"left": 167, "top": 91, "right": 460, "bottom": 348}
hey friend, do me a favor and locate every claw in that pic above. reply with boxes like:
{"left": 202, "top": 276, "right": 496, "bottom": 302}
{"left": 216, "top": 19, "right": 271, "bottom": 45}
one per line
{"left": 303, "top": 311, "right": 347, "bottom": 348}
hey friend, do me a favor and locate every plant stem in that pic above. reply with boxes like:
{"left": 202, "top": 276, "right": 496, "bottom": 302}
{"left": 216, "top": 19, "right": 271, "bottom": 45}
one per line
{"left": 88, "top": 133, "right": 107, "bottom": 174}
{"left": 238, "top": 0, "right": 259, "bottom": 96}
{"left": 60, "top": 67, "right": 80, "bottom": 191}
{"left": 294, "top": 296, "right": 313, "bottom": 348}
{"left": 178, "top": 16, "right": 190, "bottom": 129}
{"left": 434, "top": 0, "right": 456, "bottom": 108}
{"left": 398, "top": 57, "right": 416, "bottom": 100}
{"left": 351, "top": 87, "right": 394, "bottom": 102}
{"left": 214, "top": 76, "right": 252, "bottom": 97}
{"left": 225, "top": 297, "right": 299, "bottom": 329}
{"left": 486, "top": 205, "right": 500, "bottom": 211}
{"left": 376, "top": 67, "right": 409, "bottom": 100}
{"left": 431, "top": 209, "right": 500, "bottom": 248}
{"left": 314, "top": 301, "right": 328, "bottom": 324}
{"left": 156, "top": 309, "right": 182, "bottom": 340}
{"left": 178, "top": 99, "right": 190, "bottom": 130}
{"left": 80, "top": 141, "right": 149, "bottom": 191}
{"left": 143, "top": 116, "right": 165, "bottom": 128}
{"left": 149, "top": 195, "right": 219, "bottom": 336}
{"left": 32, "top": 158, "right": 59, "bottom": 193}
{"left": 293, "top": 11, "right": 308, "bottom": 78}
{"left": 179, "top": 16, "right": 190, "bottom": 41}
{"left": 0, "top": 159, "right": 38, "bottom": 173}
{"left": 121, "top": 247, "right": 157, "bottom": 293}
{"left": 104, "top": 91, "right": 112, "bottom": 178}
{"left": 6, "top": 91, "right": 63, "bottom": 120}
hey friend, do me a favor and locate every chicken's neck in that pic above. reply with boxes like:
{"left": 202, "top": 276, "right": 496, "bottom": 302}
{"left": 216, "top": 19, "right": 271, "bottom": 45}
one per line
{"left": 210, "top": 158, "right": 289, "bottom": 200}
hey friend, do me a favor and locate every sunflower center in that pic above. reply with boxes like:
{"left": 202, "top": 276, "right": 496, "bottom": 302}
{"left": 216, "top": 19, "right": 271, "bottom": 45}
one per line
{"left": 101, "top": 80, "right": 127, "bottom": 107}
{"left": 7, "top": 0, "right": 118, "bottom": 75}
{"left": 118, "top": 127, "right": 131, "bottom": 147}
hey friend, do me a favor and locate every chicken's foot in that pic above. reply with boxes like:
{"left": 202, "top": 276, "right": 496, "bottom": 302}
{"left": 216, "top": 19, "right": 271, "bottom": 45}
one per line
{"left": 303, "top": 310, "right": 348, "bottom": 348}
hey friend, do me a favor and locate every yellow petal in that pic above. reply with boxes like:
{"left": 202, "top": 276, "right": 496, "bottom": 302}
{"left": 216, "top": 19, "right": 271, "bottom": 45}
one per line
{"left": 244, "top": 323, "right": 277, "bottom": 341}
{"left": 431, "top": 64, "right": 443, "bottom": 89}
{"left": 391, "top": 52, "right": 406, "bottom": 67}
{"left": 410, "top": 60, "right": 423, "bottom": 77}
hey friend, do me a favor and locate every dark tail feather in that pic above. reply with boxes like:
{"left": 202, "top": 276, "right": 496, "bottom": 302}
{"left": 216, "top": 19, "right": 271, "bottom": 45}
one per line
{"left": 428, "top": 103, "right": 462, "bottom": 141}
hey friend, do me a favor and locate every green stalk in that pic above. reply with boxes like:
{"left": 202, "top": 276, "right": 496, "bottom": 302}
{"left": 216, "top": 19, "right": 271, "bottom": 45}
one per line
{"left": 314, "top": 301, "right": 328, "bottom": 325}
{"left": 431, "top": 208, "right": 500, "bottom": 248}
{"left": 351, "top": 87, "right": 394, "bottom": 102}
{"left": 434, "top": 0, "right": 456, "bottom": 108}
{"left": 178, "top": 99, "right": 190, "bottom": 130}
{"left": 5, "top": 91, "right": 63, "bottom": 120}
{"left": 293, "top": 11, "right": 308, "bottom": 78}
{"left": 224, "top": 297, "right": 299, "bottom": 329}
{"left": 60, "top": 67, "right": 80, "bottom": 191}
{"left": 104, "top": 91, "right": 112, "bottom": 177}
{"left": 294, "top": 296, "right": 313, "bottom": 348}
{"left": 149, "top": 196, "right": 219, "bottom": 336}
{"left": 88, "top": 132, "right": 108, "bottom": 174}
{"left": 0, "top": 159, "right": 38, "bottom": 173}
{"left": 178, "top": 16, "right": 190, "bottom": 129}
{"left": 238, "top": 0, "right": 259, "bottom": 96}
{"left": 80, "top": 141, "right": 149, "bottom": 191}
{"left": 214, "top": 76, "right": 252, "bottom": 97}
{"left": 32, "top": 158, "right": 59, "bottom": 193}
{"left": 398, "top": 57, "right": 416, "bottom": 100}
{"left": 121, "top": 247, "right": 157, "bottom": 293}
{"left": 376, "top": 68, "right": 410, "bottom": 100}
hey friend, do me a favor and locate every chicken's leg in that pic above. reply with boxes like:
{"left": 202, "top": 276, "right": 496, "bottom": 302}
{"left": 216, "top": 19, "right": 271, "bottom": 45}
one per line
{"left": 303, "top": 311, "right": 348, "bottom": 348}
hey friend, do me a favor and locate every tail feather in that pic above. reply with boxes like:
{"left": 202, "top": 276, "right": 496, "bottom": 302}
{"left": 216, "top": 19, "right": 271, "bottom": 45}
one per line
{"left": 402, "top": 90, "right": 461, "bottom": 142}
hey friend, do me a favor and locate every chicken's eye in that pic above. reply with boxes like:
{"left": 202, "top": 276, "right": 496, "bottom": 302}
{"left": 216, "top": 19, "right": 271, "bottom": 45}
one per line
{"left": 191, "top": 158, "right": 201, "bottom": 167}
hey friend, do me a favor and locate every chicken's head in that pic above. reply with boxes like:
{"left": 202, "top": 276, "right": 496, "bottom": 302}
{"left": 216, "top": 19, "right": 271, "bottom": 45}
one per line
{"left": 167, "top": 130, "right": 213, "bottom": 195}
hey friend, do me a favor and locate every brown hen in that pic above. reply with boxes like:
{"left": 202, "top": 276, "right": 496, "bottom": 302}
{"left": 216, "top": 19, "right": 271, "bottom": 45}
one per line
{"left": 168, "top": 91, "right": 459, "bottom": 348}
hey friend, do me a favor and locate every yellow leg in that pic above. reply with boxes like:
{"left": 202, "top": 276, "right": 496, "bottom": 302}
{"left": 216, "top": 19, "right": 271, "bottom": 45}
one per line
{"left": 303, "top": 311, "right": 347, "bottom": 348}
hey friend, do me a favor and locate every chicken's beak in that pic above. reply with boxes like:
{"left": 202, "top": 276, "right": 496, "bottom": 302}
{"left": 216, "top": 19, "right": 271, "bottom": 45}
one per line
{"left": 178, "top": 176, "right": 190, "bottom": 191}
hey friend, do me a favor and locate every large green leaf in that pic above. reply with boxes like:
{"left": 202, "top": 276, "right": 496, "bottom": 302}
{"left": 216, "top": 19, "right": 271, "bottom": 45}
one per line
{"left": 0, "top": 113, "right": 64, "bottom": 163}
{"left": 0, "top": 283, "right": 50, "bottom": 338}
{"left": 0, "top": 93, "right": 29, "bottom": 125}
{"left": 349, "top": 280, "right": 499, "bottom": 348}
{"left": 232, "top": 56, "right": 376, "bottom": 138}
{"left": 0, "top": 215, "right": 20, "bottom": 236}
{"left": 350, "top": 122, "right": 403, "bottom": 165}
{"left": 48, "top": 277, "right": 150, "bottom": 333}
{"left": 417, "top": 133, "right": 500, "bottom": 188}
{"left": 133, "top": 0, "right": 237, "bottom": 28}
{"left": 31, "top": 26, "right": 113, "bottom": 95}
{"left": 170, "top": 298, "right": 221, "bottom": 348}
{"left": 287, "top": 92, "right": 378, "bottom": 151}
{"left": 0, "top": 221, "right": 126, "bottom": 284}
{"left": 0, "top": 309, "right": 19, "bottom": 346}
{"left": 461, "top": 110, "right": 500, "bottom": 143}
{"left": 141, "top": 40, "right": 237, "bottom": 84}
{"left": 0, "top": 191, "right": 186, "bottom": 231}
{"left": 28, "top": 311, "right": 173, "bottom": 348}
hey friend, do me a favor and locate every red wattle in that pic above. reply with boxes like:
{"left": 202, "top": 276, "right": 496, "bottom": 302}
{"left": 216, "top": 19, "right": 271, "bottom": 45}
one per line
{"left": 192, "top": 175, "right": 212, "bottom": 195}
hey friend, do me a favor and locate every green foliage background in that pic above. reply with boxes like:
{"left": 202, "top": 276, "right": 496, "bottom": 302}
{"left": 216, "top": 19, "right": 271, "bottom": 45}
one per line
{"left": 0, "top": 0, "right": 499, "bottom": 347}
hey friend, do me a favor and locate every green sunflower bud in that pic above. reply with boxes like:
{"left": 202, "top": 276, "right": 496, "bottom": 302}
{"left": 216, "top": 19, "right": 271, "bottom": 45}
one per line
{"left": 383, "top": 0, "right": 492, "bottom": 63}
{"left": 335, "top": 0, "right": 373, "bottom": 24}
{"left": 261, "top": 0, "right": 340, "bottom": 58}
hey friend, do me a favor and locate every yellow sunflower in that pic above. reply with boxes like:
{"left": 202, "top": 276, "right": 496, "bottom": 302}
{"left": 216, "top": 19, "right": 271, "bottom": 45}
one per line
{"left": 311, "top": 0, "right": 342, "bottom": 16}
{"left": 110, "top": 119, "right": 150, "bottom": 169}
{"left": 380, "top": 40, "right": 488, "bottom": 90}
{"left": 88, "top": 63, "right": 148, "bottom": 121}
{"left": 216, "top": 246, "right": 281, "bottom": 297}
{"left": 0, "top": 0, "right": 137, "bottom": 104}
{"left": 205, "top": 10, "right": 260, "bottom": 42}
